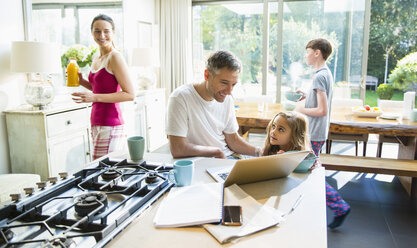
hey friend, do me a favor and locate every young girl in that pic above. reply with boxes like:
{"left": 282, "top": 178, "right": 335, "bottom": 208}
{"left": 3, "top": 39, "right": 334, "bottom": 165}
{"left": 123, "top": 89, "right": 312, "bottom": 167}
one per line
{"left": 263, "top": 111, "right": 310, "bottom": 156}
{"left": 263, "top": 111, "right": 350, "bottom": 229}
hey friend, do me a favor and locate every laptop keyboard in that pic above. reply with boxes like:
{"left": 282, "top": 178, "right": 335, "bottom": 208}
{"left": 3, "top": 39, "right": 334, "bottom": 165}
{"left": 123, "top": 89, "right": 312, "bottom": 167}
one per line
{"left": 219, "top": 172, "right": 229, "bottom": 180}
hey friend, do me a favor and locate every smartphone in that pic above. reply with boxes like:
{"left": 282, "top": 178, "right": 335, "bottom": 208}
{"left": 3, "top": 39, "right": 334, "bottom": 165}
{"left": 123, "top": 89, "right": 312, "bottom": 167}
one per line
{"left": 222, "top": 205, "right": 243, "bottom": 226}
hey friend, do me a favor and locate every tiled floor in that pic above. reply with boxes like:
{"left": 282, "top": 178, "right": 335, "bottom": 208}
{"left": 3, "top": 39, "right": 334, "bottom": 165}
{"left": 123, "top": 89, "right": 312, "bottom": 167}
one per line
{"left": 155, "top": 133, "right": 417, "bottom": 248}
{"left": 325, "top": 136, "right": 417, "bottom": 248}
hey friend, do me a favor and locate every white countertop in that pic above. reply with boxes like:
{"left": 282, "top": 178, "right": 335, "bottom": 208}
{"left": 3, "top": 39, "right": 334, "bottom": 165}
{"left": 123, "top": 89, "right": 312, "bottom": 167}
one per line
{"left": 105, "top": 152, "right": 327, "bottom": 248}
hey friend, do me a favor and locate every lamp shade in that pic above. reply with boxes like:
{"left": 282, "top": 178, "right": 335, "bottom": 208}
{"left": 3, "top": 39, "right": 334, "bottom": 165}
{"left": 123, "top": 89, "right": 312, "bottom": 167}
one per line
{"left": 130, "top": 47, "right": 160, "bottom": 67}
{"left": 11, "top": 41, "right": 61, "bottom": 73}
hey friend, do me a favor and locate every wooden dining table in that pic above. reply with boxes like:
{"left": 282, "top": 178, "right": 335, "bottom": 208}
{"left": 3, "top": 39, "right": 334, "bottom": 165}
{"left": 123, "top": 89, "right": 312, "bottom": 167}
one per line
{"left": 235, "top": 101, "right": 417, "bottom": 195}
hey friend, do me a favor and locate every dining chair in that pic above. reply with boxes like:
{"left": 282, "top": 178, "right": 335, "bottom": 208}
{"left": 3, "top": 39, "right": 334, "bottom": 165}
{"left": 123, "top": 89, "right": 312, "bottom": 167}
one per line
{"left": 376, "top": 100, "right": 404, "bottom": 157}
{"left": 326, "top": 98, "right": 369, "bottom": 156}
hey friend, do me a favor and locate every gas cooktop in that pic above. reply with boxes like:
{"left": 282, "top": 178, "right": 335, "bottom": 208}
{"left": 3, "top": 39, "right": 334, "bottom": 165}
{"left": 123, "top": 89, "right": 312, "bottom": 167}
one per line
{"left": 0, "top": 157, "right": 173, "bottom": 247}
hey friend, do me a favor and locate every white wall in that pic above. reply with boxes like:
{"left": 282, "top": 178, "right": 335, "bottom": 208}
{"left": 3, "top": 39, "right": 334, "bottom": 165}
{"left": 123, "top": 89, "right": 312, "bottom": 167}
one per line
{"left": 123, "top": 0, "right": 157, "bottom": 53}
{"left": 0, "top": 1, "right": 26, "bottom": 174}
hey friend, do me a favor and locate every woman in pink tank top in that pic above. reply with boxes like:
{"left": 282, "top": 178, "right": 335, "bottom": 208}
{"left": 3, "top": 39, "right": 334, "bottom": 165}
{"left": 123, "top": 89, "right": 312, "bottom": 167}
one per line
{"left": 71, "top": 14, "right": 134, "bottom": 160}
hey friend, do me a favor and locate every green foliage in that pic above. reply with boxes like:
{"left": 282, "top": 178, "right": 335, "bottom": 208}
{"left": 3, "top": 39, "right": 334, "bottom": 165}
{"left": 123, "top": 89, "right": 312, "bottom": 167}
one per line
{"left": 197, "top": 5, "right": 264, "bottom": 84}
{"left": 361, "top": 90, "right": 405, "bottom": 107}
{"left": 367, "top": 0, "right": 417, "bottom": 83}
{"left": 376, "top": 83, "right": 394, "bottom": 100}
{"left": 388, "top": 52, "right": 417, "bottom": 91}
{"left": 61, "top": 44, "right": 97, "bottom": 69}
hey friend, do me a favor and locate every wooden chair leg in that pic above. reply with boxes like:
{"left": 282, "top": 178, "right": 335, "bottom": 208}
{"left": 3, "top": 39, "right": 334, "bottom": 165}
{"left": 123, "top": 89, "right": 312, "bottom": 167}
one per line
{"left": 327, "top": 140, "right": 332, "bottom": 154}
{"left": 377, "top": 142, "right": 383, "bottom": 158}
{"left": 326, "top": 139, "right": 329, "bottom": 153}
{"left": 363, "top": 141, "right": 367, "bottom": 156}
{"left": 355, "top": 141, "right": 358, "bottom": 156}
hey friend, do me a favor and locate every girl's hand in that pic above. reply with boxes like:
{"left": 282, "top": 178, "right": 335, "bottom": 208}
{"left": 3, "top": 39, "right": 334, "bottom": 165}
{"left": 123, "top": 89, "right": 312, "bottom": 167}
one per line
{"left": 276, "top": 150, "right": 285, "bottom": 154}
{"left": 71, "top": 92, "right": 95, "bottom": 103}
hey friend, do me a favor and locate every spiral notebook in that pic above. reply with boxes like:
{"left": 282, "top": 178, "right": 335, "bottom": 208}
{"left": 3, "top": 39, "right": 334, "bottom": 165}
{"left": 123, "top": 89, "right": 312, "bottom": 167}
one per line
{"left": 154, "top": 182, "right": 224, "bottom": 228}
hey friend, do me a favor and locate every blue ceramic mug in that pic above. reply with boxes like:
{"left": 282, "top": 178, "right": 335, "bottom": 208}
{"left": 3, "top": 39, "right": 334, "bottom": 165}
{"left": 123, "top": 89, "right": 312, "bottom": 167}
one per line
{"left": 168, "top": 160, "right": 194, "bottom": 187}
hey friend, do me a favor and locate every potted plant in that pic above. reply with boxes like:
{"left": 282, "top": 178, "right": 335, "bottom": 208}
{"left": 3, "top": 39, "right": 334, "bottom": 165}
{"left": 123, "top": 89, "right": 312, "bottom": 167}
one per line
{"left": 61, "top": 44, "right": 97, "bottom": 75}
{"left": 388, "top": 51, "right": 417, "bottom": 92}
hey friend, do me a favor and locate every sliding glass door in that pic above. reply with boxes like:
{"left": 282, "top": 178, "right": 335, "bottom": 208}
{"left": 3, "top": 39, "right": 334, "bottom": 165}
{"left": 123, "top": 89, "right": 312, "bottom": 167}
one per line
{"left": 192, "top": 0, "right": 368, "bottom": 102}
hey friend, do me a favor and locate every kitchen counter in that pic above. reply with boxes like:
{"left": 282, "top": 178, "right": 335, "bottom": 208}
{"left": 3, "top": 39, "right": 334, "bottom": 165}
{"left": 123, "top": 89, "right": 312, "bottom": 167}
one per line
{"left": 106, "top": 152, "right": 327, "bottom": 248}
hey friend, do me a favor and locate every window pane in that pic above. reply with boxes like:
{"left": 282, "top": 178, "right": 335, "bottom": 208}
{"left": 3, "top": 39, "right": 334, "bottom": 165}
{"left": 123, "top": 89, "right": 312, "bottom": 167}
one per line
{"left": 270, "top": 0, "right": 365, "bottom": 100}
{"left": 32, "top": 9, "right": 64, "bottom": 44}
{"left": 192, "top": 3, "right": 264, "bottom": 98}
{"left": 31, "top": 5, "right": 124, "bottom": 87}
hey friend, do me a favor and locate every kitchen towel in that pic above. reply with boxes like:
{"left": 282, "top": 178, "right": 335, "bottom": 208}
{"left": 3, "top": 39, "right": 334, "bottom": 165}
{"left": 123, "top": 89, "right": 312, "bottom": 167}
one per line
{"left": 203, "top": 184, "right": 284, "bottom": 244}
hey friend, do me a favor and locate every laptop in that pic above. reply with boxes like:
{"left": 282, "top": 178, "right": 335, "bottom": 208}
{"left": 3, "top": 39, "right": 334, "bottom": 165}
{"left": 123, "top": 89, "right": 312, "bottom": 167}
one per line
{"left": 206, "top": 151, "right": 309, "bottom": 187}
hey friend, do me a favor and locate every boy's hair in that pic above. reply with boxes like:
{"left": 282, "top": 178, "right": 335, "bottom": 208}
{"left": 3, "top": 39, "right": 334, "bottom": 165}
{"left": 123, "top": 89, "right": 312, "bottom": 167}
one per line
{"left": 206, "top": 50, "right": 242, "bottom": 75}
{"left": 263, "top": 111, "right": 311, "bottom": 156}
{"left": 306, "top": 38, "right": 332, "bottom": 60}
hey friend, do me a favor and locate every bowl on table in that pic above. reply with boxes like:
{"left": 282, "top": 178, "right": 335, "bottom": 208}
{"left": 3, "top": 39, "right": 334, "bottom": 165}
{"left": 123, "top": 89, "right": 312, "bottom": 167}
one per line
{"left": 285, "top": 91, "right": 302, "bottom": 102}
{"left": 293, "top": 153, "right": 317, "bottom": 173}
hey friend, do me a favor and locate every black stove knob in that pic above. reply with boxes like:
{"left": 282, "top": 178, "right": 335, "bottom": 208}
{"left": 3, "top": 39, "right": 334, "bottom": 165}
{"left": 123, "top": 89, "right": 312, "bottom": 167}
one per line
{"left": 48, "top": 177, "right": 57, "bottom": 184}
{"left": 10, "top": 193, "right": 21, "bottom": 202}
{"left": 59, "top": 172, "right": 68, "bottom": 179}
{"left": 24, "top": 187, "right": 34, "bottom": 195}
{"left": 36, "top": 181, "right": 47, "bottom": 189}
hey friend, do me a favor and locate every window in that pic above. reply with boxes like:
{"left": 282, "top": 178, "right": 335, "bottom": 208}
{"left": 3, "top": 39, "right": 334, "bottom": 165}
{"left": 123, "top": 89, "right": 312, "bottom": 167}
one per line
{"left": 193, "top": 3, "right": 264, "bottom": 96}
{"left": 32, "top": 2, "right": 123, "bottom": 49}
{"left": 29, "top": 1, "right": 123, "bottom": 86}
{"left": 192, "top": 0, "right": 368, "bottom": 102}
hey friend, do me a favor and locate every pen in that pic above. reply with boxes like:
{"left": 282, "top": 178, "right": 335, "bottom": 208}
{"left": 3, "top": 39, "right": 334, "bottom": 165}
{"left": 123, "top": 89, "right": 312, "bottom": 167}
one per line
{"left": 290, "top": 194, "right": 304, "bottom": 213}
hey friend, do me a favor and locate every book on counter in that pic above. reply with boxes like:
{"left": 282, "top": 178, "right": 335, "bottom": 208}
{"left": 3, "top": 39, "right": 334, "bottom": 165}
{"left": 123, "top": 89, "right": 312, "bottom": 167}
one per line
{"left": 153, "top": 182, "right": 224, "bottom": 228}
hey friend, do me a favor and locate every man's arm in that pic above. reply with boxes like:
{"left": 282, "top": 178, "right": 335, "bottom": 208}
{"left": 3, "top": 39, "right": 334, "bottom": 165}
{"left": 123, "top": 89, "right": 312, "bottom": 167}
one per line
{"left": 168, "top": 135, "right": 225, "bottom": 159}
{"left": 296, "top": 89, "right": 328, "bottom": 117}
{"left": 224, "top": 132, "right": 261, "bottom": 156}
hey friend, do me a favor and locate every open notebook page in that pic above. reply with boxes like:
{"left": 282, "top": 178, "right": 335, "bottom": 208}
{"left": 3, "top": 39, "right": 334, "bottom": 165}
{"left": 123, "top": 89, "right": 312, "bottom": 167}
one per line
{"left": 154, "top": 182, "right": 223, "bottom": 228}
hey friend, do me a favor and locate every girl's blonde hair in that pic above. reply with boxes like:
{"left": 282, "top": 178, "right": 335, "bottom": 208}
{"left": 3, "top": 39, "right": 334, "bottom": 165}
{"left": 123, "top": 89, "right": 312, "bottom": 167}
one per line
{"left": 263, "top": 111, "right": 311, "bottom": 156}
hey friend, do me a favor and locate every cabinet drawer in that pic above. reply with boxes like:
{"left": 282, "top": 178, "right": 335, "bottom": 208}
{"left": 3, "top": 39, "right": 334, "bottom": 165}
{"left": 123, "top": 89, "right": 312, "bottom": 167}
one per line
{"left": 46, "top": 108, "right": 89, "bottom": 137}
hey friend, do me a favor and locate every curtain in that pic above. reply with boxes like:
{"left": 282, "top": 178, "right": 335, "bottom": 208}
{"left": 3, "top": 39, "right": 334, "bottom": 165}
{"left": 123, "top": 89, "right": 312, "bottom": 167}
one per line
{"left": 160, "top": 0, "right": 193, "bottom": 94}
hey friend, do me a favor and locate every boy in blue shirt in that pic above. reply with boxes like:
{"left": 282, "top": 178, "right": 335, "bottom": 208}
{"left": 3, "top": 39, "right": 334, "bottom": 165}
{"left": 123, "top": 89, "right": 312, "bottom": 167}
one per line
{"left": 296, "top": 38, "right": 351, "bottom": 229}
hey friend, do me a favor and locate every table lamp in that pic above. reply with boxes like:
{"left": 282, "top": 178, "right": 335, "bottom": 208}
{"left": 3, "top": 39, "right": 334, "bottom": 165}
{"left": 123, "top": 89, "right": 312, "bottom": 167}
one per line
{"left": 130, "top": 47, "right": 160, "bottom": 90}
{"left": 11, "top": 41, "right": 61, "bottom": 110}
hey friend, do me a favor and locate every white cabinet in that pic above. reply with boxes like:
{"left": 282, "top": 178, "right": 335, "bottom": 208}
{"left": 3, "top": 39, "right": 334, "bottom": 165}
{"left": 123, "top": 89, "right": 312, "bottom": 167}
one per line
{"left": 4, "top": 105, "right": 92, "bottom": 180}
{"left": 122, "top": 88, "right": 167, "bottom": 152}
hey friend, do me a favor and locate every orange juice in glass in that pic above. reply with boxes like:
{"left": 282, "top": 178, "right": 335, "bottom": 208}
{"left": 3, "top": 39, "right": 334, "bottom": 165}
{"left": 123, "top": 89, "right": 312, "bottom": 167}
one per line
{"left": 67, "top": 58, "right": 80, "bottom": 87}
